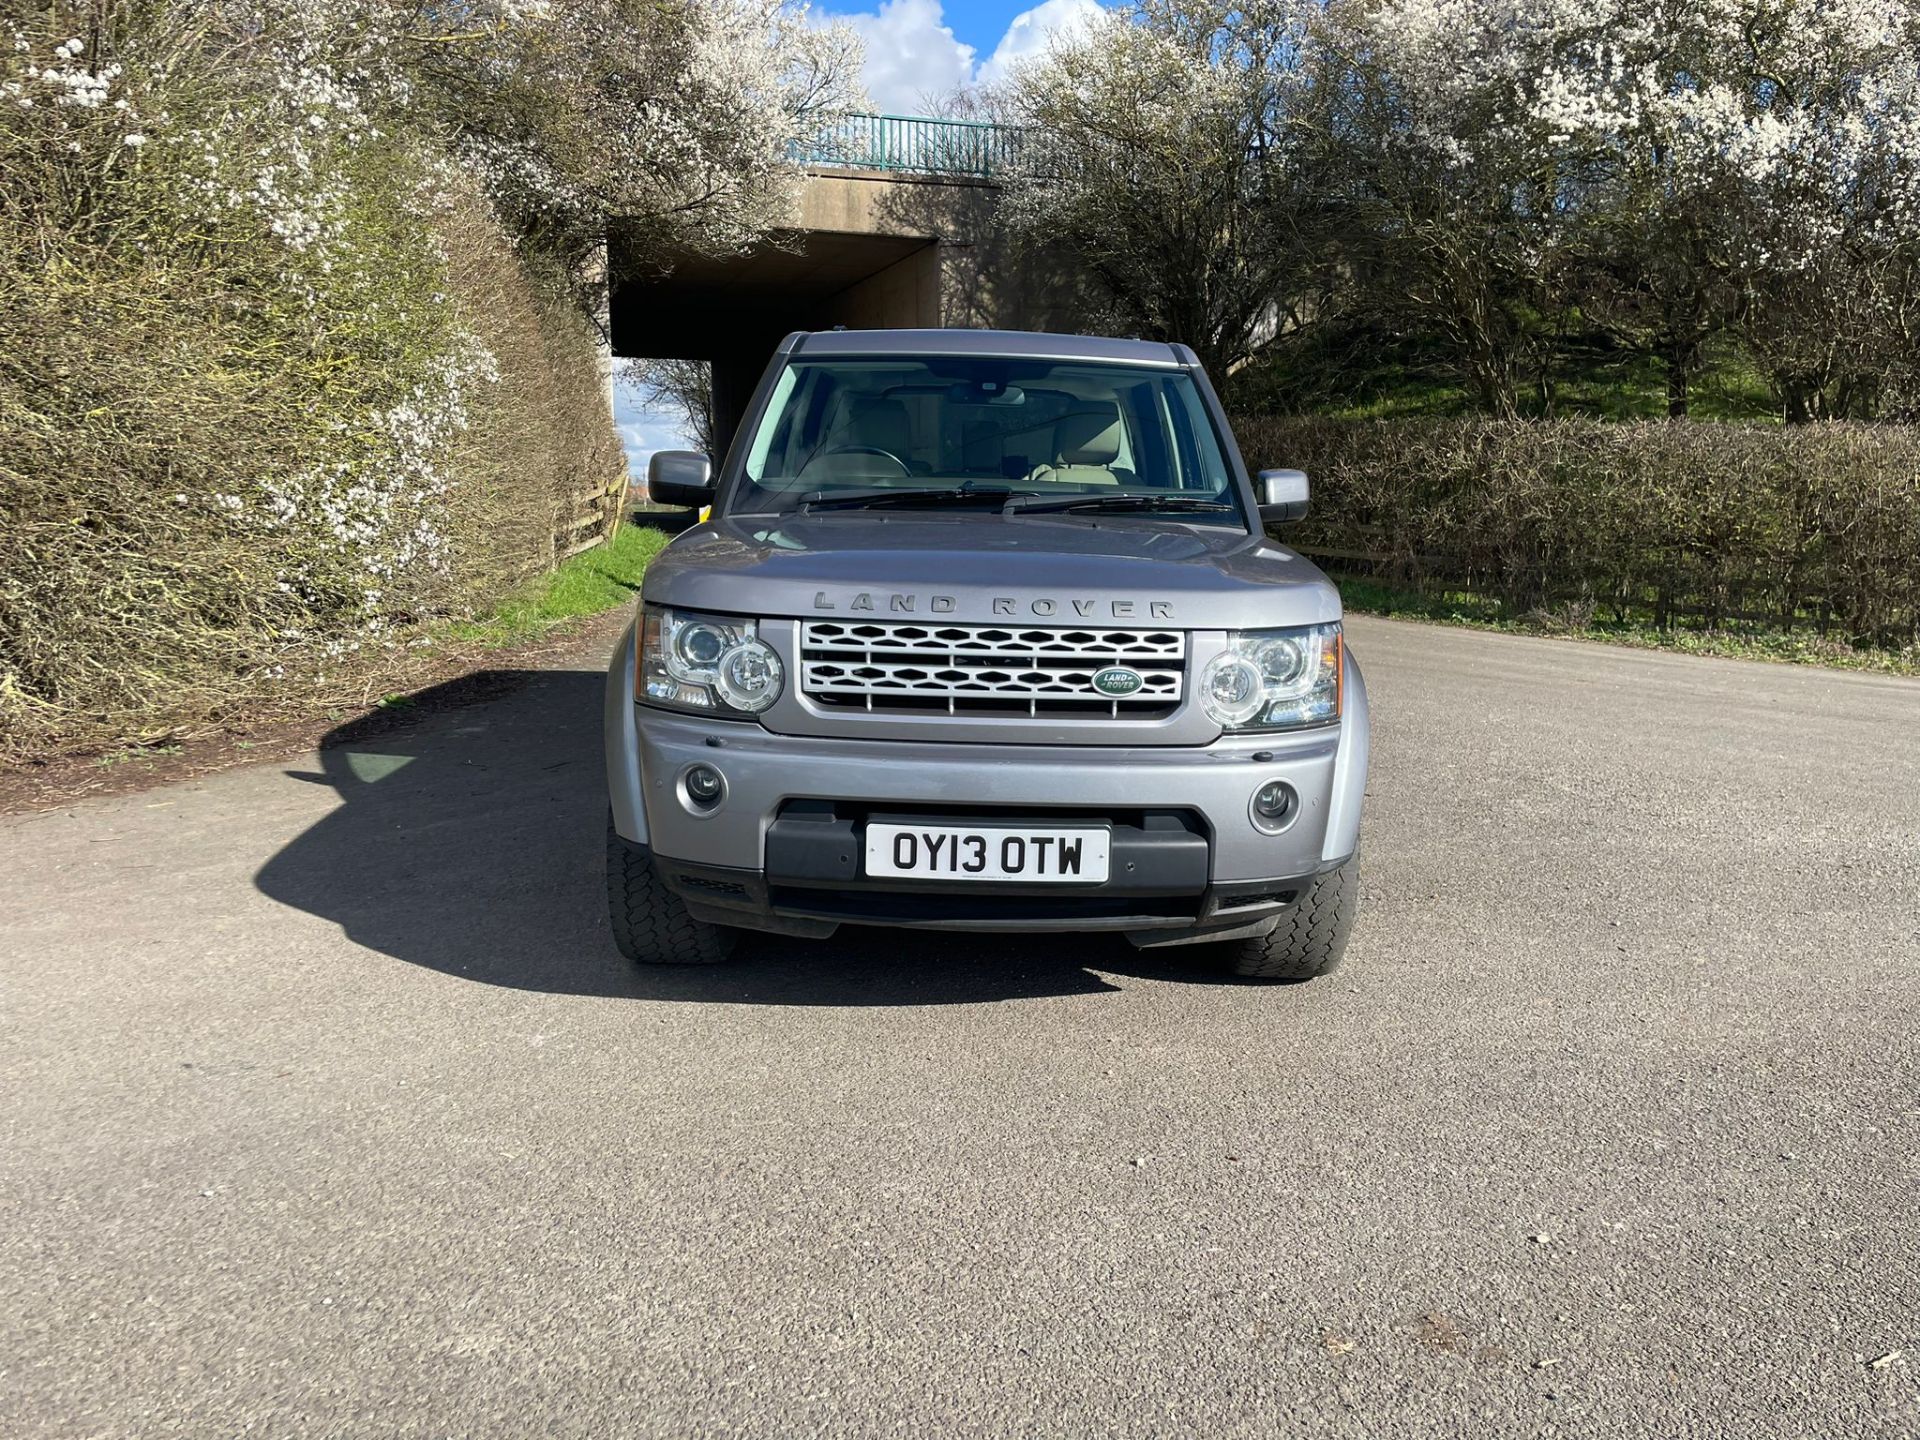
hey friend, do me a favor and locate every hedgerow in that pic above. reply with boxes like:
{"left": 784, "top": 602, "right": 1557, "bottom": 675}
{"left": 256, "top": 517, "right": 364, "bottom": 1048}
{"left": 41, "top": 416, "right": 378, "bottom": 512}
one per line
{"left": 1236, "top": 416, "right": 1920, "bottom": 648}
{"left": 0, "top": 0, "right": 850, "bottom": 761}
{"left": 0, "top": 6, "right": 598, "bottom": 757}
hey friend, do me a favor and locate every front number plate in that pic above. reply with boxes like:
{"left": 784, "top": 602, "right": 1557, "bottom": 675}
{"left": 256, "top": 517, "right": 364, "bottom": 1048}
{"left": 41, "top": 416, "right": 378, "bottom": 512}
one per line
{"left": 864, "top": 823, "right": 1111, "bottom": 884}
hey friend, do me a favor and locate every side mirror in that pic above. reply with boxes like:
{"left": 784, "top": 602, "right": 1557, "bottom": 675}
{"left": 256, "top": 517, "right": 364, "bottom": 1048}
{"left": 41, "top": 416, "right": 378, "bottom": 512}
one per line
{"left": 1256, "top": 468, "right": 1309, "bottom": 525}
{"left": 647, "top": 450, "right": 714, "bottom": 509}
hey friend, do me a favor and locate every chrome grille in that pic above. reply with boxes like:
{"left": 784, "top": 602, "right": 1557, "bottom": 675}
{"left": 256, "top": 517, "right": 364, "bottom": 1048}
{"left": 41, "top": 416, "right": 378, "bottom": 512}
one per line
{"left": 799, "top": 621, "right": 1186, "bottom": 717}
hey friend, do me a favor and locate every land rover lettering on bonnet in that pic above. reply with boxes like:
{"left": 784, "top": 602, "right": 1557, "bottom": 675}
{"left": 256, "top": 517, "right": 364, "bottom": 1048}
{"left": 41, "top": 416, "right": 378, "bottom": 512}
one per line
{"left": 606, "top": 328, "right": 1369, "bottom": 981}
{"left": 809, "top": 591, "right": 1176, "bottom": 619}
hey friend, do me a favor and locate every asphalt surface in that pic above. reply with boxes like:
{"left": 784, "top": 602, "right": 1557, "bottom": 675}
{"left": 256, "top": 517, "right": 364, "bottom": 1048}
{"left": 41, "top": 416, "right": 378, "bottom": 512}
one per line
{"left": 4, "top": 616, "right": 1918, "bottom": 1438}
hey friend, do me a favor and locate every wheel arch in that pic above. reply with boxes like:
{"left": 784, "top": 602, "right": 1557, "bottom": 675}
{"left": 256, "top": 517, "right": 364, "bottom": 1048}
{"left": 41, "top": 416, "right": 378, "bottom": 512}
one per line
{"left": 1320, "top": 647, "right": 1369, "bottom": 865}
{"left": 606, "top": 616, "right": 649, "bottom": 844}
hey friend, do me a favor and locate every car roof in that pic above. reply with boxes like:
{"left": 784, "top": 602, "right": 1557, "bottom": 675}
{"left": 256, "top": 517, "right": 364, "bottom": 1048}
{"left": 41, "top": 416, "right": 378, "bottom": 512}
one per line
{"left": 787, "top": 328, "right": 1191, "bottom": 368}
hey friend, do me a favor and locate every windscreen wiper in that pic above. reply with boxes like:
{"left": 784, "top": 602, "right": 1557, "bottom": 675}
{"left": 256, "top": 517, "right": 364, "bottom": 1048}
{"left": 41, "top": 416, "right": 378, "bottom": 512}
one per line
{"left": 1003, "top": 493, "right": 1240, "bottom": 516}
{"left": 801, "top": 485, "right": 1035, "bottom": 513}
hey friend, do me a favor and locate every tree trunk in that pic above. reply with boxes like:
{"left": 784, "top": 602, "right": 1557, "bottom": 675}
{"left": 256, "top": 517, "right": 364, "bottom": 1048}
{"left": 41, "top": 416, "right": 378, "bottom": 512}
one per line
{"left": 1665, "top": 354, "right": 1690, "bottom": 418}
{"left": 1468, "top": 343, "right": 1519, "bottom": 418}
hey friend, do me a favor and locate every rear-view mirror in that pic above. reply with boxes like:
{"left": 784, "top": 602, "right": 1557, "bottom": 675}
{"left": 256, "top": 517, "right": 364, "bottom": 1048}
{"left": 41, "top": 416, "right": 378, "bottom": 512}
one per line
{"left": 947, "top": 381, "right": 1026, "bottom": 406}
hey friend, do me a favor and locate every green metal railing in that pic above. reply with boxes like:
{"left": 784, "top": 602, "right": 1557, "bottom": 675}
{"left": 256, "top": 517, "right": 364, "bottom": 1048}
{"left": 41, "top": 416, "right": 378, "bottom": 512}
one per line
{"left": 797, "top": 113, "right": 1021, "bottom": 179}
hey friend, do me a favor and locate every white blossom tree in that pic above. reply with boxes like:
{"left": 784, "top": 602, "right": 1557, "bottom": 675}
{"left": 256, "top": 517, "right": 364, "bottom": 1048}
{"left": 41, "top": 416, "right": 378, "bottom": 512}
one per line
{"left": 1313, "top": 0, "right": 1616, "bottom": 415}
{"left": 996, "top": 0, "right": 1335, "bottom": 377}
{"left": 1694, "top": 0, "right": 1920, "bottom": 417}
{"left": 1021, "top": 0, "right": 1920, "bottom": 417}
{"left": 410, "top": 0, "right": 864, "bottom": 274}
{"left": 1321, "top": 0, "right": 1920, "bottom": 417}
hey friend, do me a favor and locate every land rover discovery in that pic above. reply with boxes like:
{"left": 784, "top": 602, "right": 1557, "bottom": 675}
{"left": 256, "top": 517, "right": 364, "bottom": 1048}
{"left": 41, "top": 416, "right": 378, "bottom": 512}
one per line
{"left": 604, "top": 329, "right": 1368, "bottom": 979}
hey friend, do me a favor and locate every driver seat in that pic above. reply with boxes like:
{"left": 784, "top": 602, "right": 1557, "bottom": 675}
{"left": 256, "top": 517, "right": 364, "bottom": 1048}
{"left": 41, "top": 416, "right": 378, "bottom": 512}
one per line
{"left": 1031, "top": 405, "right": 1130, "bottom": 486}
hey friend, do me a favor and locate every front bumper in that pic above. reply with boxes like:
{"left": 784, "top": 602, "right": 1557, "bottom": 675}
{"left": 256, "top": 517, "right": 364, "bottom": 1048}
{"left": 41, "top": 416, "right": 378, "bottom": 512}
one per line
{"left": 629, "top": 830, "right": 1318, "bottom": 945}
{"left": 604, "top": 617, "right": 1369, "bottom": 939}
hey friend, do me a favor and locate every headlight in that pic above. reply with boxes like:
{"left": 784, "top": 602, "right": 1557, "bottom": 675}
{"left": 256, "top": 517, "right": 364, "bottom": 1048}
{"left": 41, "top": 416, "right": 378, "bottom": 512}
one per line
{"left": 1201, "top": 623, "right": 1341, "bottom": 731}
{"left": 638, "top": 606, "right": 784, "bottom": 717}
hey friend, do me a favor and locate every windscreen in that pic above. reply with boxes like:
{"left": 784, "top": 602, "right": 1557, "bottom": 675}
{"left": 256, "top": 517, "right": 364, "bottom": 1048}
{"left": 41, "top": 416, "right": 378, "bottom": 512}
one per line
{"left": 726, "top": 356, "right": 1246, "bottom": 525}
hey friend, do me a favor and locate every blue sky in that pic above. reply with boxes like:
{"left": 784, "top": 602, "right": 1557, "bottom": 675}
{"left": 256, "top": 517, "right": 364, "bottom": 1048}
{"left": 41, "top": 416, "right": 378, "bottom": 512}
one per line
{"left": 881, "top": 0, "right": 1039, "bottom": 57}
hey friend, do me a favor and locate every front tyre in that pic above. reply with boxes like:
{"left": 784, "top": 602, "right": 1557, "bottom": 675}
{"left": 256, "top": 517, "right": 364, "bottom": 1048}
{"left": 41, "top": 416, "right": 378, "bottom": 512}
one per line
{"left": 1223, "top": 861, "right": 1357, "bottom": 981}
{"left": 606, "top": 815, "right": 738, "bottom": 965}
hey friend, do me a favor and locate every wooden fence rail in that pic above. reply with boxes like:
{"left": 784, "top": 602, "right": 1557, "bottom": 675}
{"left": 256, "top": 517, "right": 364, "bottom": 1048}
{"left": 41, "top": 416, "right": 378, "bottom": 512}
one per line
{"left": 556, "top": 471, "right": 629, "bottom": 561}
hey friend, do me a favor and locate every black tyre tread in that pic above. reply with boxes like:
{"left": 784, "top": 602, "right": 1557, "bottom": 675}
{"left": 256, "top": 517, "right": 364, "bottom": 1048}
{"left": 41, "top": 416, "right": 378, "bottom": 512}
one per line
{"left": 1226, "top": 862, "right": 1357, "bottom": 981}
{"left": 606, "top": 819, "right": 738, "bottom": 966}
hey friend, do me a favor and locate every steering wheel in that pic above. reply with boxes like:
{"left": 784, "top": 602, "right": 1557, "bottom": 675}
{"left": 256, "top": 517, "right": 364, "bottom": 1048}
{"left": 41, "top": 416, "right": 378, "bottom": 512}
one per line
{"left": 813, "top": 445, "right": 911, "bottom": 477}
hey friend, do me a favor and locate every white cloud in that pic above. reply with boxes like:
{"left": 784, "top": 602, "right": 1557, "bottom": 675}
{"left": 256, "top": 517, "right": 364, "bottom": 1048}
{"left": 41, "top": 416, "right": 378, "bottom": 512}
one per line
{"left": 829, "top": 0, "right": 1105, "bottom": 114}
{"left": 977, "top": 0, "right": 1103, "bottom": 89}
{"left": 837, "top": 0, "right": 975, "bottom": 114}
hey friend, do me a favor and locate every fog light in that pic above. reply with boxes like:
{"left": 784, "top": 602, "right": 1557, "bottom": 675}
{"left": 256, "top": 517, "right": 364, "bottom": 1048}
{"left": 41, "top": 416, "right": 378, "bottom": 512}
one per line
{"left": 1250, "top": 779, "right": 1297, "bottom": 833}
{"left": 683, "top": 764, "right": 725, "bottom": 810}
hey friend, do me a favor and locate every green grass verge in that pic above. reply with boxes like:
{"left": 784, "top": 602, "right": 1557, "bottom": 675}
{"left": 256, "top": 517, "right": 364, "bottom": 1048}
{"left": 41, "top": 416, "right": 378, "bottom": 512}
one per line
{"left": 448, "top": 521, "right": 673, "bottom": 647}
{"left": 1336, "top": 577, "right": 1920, "bottom": 678}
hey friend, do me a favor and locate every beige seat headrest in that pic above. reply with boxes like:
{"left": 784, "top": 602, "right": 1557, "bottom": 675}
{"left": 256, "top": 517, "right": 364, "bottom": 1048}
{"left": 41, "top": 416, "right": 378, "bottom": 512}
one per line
{"left": 1054, "top": 406, "right": 1122, "bottom": 467}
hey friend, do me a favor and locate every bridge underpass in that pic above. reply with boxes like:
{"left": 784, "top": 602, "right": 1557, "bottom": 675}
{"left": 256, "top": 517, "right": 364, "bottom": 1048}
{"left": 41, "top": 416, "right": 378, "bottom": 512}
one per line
{"left": 609, "top": 116, "right": 1078, "bottom": 456}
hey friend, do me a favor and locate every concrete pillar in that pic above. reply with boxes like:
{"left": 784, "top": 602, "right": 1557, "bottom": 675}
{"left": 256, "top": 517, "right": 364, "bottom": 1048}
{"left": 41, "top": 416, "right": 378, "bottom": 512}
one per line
{"left": 825, "top": 243, "right": 943, "bottom": 329}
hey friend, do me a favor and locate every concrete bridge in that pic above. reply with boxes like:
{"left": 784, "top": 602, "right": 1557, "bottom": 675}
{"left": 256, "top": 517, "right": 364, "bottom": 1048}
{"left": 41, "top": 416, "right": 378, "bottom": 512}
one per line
{"left": 609, "top": 114, "right": 1075, "bottom": 451}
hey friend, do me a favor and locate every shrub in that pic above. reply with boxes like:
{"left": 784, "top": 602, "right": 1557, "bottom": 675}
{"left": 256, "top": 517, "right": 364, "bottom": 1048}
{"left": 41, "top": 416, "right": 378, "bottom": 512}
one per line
{"left": 435, "top": 191, "right": 627, "bottom": 604}
{"left": 1235, "top": 416, "right": 1920, "bottom": 646}
{"left": 0, "top": 7, "right": 620, "bottom": 760}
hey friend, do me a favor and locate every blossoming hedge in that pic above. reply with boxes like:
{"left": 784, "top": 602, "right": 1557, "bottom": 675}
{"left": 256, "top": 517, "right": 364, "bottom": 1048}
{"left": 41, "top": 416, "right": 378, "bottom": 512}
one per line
{"left": 0, "top": 8, "right": 609, "bottom": 757}
{"left": 0, "top": 0, "right": 854, "bottom": 760}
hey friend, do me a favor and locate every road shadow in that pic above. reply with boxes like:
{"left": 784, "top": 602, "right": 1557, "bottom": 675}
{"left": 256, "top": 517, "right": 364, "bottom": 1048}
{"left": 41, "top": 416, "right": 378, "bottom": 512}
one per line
{"left": 254, "top": 666, "right": 1247, "bottom": 1004}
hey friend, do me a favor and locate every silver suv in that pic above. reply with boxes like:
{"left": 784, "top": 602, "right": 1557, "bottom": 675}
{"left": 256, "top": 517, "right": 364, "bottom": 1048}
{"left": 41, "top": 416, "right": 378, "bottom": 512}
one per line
{"left": 604, "top": 329, "right": 1368, "bottom": 980}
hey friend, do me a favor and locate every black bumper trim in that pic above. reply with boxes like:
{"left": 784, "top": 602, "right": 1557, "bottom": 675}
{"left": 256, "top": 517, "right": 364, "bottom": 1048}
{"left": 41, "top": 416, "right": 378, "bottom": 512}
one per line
{"left": 653, "top": 854, "right": 1308, "bottom": 938}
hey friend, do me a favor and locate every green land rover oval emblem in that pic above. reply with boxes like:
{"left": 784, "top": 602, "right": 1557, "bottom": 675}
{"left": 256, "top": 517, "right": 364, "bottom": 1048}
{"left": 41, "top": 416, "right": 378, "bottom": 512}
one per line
{"left": 1092, "top": 666, "right": 1145, "bottom": 697}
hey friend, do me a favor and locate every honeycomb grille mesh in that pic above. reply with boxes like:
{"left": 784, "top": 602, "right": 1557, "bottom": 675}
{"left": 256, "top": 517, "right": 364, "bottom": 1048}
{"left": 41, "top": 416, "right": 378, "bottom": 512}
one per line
{"left": 799, "top": 621, "right": 1186, "bottom": 717}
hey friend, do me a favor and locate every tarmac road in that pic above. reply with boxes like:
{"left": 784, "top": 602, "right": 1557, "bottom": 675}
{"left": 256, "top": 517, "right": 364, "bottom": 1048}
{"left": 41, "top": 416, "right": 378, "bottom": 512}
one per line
{"left": 3, "top": 616, "right": 1918, "bottom": 1438}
